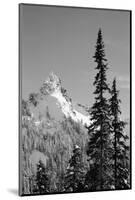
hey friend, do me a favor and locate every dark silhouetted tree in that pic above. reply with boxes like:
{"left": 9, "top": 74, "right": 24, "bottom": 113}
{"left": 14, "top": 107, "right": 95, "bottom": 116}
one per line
{"left": 46, "top": 106, "right": 51, "bottom": 120}
{"left": 109, "top": 78, "right": 130, "bottom": 189}
{"left": 22, "top": 100, "right": 31, "bottom": 117}
{"left": 86, "top": 29, "right": 113, "bottom": 190}
{"left": 64, "top": 145, "right": 85, "bottom": 192}
{"left": 33, "top": 160, "right": 50, "bottom": 194}
{"left": 29, "top": 93, "right": 40, "bottom": 107}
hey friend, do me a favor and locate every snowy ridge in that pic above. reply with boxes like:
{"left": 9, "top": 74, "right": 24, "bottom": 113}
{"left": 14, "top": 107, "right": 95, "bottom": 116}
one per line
{"left": 41, "top": 72, "right": 90, "bottom": 126}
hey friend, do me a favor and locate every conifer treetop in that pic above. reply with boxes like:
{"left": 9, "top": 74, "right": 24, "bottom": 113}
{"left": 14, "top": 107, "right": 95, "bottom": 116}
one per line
{"left": 93, "top": 28, "right": 107, "bottom": 63}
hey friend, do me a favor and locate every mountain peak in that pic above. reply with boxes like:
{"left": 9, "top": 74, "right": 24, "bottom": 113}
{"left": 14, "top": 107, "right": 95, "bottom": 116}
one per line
{"left": 40, "top": 72, "right": 90, "bottom": 126}
{"left": 40, "top": 72, "right": 61, "bottom": 96}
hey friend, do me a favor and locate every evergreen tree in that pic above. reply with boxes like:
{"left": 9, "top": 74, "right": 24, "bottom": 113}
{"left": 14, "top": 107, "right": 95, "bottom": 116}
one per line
{"left": 33, "top": 160, "right": 50, "bottom": 194}
{"left": 109, "top": 78, "right": 130, "bottom": 189}
{"left": 46, "top": 106, "right": 51, "bottom": 120}
{"left": 29, "top": 93, "right": 39, "bottom": 107}
{"left": 64, "top": 145, "right": 85, "bottom": 192}
{"left": 86, "top": 29, "right": 113, "bottom": 190}
{"left": 22, "top": 100, "right": 31, "bottom": 117}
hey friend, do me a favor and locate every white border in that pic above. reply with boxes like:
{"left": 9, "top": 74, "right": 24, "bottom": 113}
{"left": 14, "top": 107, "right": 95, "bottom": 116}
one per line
{"left": 0, "top": 0, "right": 134, "bottom": 199}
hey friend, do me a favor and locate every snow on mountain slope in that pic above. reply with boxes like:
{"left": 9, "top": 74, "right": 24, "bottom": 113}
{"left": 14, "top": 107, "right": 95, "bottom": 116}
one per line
{"left": 40, "top": 72, "right": 91, "bottom": 126}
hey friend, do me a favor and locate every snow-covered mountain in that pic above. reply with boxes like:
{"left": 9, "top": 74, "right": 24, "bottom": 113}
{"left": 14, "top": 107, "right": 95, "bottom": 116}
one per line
{"left": 40, "top": 72, "right": 90, "bottom": 126}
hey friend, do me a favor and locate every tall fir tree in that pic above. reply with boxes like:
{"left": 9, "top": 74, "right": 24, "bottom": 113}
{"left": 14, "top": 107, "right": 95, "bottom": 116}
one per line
{"left": 109, "top": 78, "right": 130, "bottom": 189}
{"left": 64, "top": 145, "right": 85, "bottom": 192}
{"left": 33, "top": 160, "right": 50, "bottom": 194}
{"left": 86, "top": 29, "right": 113, "bottom": 190}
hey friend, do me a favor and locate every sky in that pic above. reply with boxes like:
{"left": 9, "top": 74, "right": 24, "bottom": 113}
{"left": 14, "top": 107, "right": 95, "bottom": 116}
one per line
{"left": 20, "top": 4, "right": 130, "bottom": 120}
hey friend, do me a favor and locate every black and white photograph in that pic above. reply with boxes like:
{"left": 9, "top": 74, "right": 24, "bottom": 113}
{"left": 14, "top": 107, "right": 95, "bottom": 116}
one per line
{"left": 19, "top": 4, "right": 131, "bottom": 196}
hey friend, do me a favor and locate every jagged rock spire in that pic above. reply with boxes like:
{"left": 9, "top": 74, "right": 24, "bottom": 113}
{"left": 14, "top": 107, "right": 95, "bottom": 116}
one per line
{"left": 40, "top": 71, "right": 61, "bottom": 96}
{"left": 40, "top": 71, "right": 91, "bottom": 126}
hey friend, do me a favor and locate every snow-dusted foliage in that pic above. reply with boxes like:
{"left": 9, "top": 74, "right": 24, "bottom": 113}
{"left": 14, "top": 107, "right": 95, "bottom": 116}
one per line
{"left": 21, "top": 101, "right": 89, "bottom": 194}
